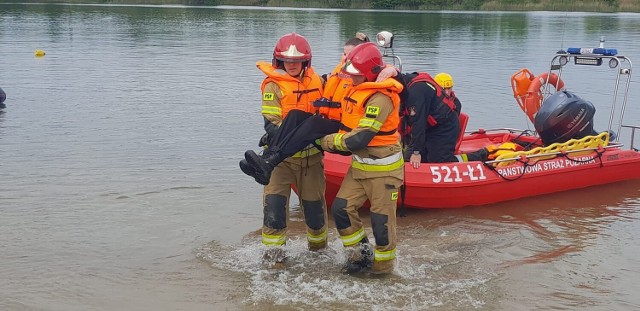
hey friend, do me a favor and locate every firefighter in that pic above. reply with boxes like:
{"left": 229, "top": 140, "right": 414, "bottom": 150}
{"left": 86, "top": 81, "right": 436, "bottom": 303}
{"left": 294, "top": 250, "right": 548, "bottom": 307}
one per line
{"left": 320, "top": 42, "right": 404, "bottom": 274}
{"left": 241, "top": 32, "right": 371, "bottom": 184}
{"left": 376, "top": 69, "right": 488, "bottom": 166}
{"left": 243, "top": 32, "right": 328, "bottom": 267}
{"left": 433, "top": 72, "right": 462, "bottom": 115}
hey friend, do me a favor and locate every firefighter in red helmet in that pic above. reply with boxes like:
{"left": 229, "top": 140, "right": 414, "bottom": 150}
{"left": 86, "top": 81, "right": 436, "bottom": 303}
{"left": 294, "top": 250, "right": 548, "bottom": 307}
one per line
{"left": 243, "top": 32, "right": 328, "bottom": 267}
{"left": 320, "top": 42, "right": 405, "bottom": 274}
{"left": 242, "top": 41, "right": 404, "bottom": 274}
{"left": 241, "top": 33, "right": 371, "bottom": 186}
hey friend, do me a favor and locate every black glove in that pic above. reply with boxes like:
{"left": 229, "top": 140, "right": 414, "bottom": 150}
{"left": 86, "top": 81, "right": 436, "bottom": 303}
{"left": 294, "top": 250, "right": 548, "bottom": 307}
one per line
{"left": 258, "top": 133, "right": 269, "bottom": 147}
{"left": 313, "top": 97, "right": 341, "bottom": 108}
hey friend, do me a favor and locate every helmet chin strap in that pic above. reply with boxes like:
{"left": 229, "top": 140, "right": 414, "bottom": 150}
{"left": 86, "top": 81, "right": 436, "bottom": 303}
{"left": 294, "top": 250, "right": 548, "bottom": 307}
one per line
{"left": 294, "top": 67, "right": 306, "bottom": 80}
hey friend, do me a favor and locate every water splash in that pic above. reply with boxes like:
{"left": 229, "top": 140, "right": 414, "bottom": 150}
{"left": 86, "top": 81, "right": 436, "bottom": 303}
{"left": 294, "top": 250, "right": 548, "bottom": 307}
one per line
{"left": 196, "top": 235, "right": 492, "bottom": 310}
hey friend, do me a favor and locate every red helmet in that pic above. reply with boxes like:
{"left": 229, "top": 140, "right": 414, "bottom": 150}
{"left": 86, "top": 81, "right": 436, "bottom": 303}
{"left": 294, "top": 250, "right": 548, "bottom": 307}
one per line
{"left": 272, "top": 32, "right": 312, "bottom": 68}
{"left": 341, "top": 42, "right": 384, "bottom": 82}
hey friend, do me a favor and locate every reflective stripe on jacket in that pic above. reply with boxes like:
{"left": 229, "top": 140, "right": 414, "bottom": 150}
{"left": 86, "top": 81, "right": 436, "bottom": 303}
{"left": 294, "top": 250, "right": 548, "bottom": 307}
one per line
{"left": 339, "top": 79, "right": 403, "bottom": 146}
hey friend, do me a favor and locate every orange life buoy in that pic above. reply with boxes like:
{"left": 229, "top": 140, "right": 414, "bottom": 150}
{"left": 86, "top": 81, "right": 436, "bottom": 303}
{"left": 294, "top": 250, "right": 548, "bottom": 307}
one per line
{"left": 510, "top": 68, "right": 535, "bottom": 112}
{"left": 523, "top": 72, "right": 564, "bottom": 123}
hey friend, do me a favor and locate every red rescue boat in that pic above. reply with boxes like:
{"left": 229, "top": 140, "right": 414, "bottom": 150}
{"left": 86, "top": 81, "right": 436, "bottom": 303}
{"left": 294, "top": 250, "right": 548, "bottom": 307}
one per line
{"left": 324, "top": 129, "right": 640, "bottom": 209}
{"left": 323, "top": 44, "right": 640, "bottom": 209}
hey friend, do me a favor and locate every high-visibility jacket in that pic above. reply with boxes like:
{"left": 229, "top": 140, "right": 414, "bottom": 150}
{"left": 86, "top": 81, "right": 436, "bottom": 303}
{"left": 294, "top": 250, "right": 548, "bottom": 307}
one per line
{"left": 339, "top": 79, "right": 403, "bottom": 146}
{"left": 257, "top": 62, "right": 323, "bottom": 118}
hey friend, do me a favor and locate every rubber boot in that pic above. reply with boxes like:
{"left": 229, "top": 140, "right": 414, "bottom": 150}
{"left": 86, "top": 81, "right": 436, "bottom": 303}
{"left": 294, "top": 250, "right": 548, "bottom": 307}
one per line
{"left": 308, "top": 239, "right": 327, "bottom": 252}
{"left": 239, "top": 159, "right": 270, "bottom": 185}
{"left": 239, "top": 159, "right": 256, "bottom": 177}
{"left": 341, "top": 239, "right": 374, "bottom": 274}
{"left": 245, "top": 148, "right": 283, "bottom": 186}
{"left": 262, "top": 247, "right": 287, "bottom": 269}
{"left": 372, "top": 258, "right": 395, "bottom": 275}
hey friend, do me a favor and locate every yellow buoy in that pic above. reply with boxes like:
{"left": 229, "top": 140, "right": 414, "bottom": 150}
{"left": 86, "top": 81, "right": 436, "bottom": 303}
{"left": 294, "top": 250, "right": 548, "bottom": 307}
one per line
{"left": 35, "top": 49, "right": 46, "bottom": 57}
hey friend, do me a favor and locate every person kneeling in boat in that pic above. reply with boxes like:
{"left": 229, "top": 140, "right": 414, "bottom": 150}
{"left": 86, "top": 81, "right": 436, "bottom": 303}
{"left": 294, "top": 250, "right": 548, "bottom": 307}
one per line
{"left": 376, "top": 70, "right": 489, "bottom": 168}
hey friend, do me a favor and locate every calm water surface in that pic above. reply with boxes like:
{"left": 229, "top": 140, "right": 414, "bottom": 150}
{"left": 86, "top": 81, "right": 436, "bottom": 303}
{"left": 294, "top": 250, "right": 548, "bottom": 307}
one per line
{"left": 1, "top": 4, "right": 639, "bottom": 310}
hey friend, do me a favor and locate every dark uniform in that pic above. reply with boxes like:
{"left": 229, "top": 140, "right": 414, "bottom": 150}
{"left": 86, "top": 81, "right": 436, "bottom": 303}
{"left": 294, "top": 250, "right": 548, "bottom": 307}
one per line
{"left": 400, "top": 72, "right": 462, "bottom": 163}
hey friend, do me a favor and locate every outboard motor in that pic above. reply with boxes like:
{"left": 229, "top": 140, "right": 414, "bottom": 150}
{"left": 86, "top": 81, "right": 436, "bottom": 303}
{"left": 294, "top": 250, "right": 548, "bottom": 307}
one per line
{"left": 534, "top": 90, "right": 597, "bottom": 145}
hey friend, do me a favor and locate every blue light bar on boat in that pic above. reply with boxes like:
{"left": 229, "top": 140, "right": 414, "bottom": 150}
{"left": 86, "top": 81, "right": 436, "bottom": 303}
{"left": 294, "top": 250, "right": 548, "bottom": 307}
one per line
{"left": 567, "top": 47, "right": 618, "bottom": 56}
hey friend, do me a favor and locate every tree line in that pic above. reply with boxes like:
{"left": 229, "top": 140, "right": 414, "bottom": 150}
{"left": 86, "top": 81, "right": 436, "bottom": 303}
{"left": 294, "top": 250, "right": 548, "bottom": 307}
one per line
{"left": 27, "top": 0, "right": 637, "bottom": 13}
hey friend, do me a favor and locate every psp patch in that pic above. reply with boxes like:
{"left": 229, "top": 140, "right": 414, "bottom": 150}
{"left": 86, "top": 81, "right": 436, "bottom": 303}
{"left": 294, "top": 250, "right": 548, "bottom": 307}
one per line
{"left": 391, "top": 191, "right": 398, "bottom": 201}
{"left": 365, "top": 106, "right": 380, "bottom": 118}
{"left": 263, "top": 92, "right": 275, "bottom": 101}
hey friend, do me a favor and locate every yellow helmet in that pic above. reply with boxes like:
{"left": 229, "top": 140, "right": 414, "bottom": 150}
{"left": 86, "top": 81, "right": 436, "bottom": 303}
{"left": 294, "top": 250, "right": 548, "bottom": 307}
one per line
{"left": 434, "top": 72, "right": 454, "bottom": 88}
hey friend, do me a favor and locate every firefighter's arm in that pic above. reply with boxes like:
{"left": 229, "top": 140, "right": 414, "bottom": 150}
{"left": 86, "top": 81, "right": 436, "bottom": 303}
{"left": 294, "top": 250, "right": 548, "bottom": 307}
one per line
{"left": 375, "top": 64, "right": 400, "bottom": 82}
{"left": 454, "top": 96, "right": 462, "bottom": 114}
{"left": 321, "top": 93, "right": 393, "bottom": 152}
{"left": 261, "top": 82, "right": 283, "bottom": 136}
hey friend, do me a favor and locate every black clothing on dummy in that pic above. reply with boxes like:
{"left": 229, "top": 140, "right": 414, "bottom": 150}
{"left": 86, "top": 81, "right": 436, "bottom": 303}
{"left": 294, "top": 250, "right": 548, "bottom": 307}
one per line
{"left": 264, "top": 109, "right": 343, "bottom": 159}
{"left": 242, "top": 105, "right": 344, "bottom": 185}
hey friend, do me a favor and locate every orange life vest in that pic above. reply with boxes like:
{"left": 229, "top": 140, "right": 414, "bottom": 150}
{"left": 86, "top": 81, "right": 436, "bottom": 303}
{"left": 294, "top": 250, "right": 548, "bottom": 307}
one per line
{"left": 324, "top": 63, "right": 350, "bottom": 101}
{"left": 339, "top": 79, "right": 403, "bottom": 146}
{"left": 315, "top": 63, "right": 351, "bottom": 121}
{"left": 257, "top": 62, "right": 323, "bottom": 118}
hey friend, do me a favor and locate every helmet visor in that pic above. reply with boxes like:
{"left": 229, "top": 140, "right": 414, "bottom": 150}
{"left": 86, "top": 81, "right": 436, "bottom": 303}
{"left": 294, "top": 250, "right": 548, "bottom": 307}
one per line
{"left": 275, "top": 44, "right": 308, "bottom": 62}
{"left": 341, "top": 60, "right": 363, "bottom": 77}
{"left": 276, "top": 57, "right": 304, "bottom": 63}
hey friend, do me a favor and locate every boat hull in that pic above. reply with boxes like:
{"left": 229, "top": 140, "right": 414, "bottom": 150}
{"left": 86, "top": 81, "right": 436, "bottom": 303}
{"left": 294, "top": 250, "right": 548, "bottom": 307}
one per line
{"left": 323, "top": 132, "right": 640, "bottom": 209}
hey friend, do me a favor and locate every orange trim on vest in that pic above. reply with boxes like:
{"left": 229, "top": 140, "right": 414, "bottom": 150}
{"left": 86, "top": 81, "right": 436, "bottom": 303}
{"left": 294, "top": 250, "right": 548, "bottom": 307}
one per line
{"left": 339, "top": 79, "right": 403, "bottom": 146}
{"left": 257, "top": 62, "right": 323, "bottom": 118}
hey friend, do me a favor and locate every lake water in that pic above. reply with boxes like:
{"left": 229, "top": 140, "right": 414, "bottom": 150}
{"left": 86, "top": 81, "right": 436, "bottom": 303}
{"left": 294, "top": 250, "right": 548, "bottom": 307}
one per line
{"left": 1, "top": 3, "right": 639, "bottom": 310}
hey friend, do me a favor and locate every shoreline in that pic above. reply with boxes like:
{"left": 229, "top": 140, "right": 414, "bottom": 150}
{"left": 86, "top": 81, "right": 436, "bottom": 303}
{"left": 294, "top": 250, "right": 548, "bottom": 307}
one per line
{"left": 11, "top": 0, "right": 640, "bottom": 13}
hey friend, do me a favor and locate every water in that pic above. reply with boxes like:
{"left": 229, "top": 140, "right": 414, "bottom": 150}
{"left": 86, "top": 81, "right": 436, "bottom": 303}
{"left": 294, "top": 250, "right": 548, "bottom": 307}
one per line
{"left": 1, "top": 4, "right": 639, "bottom": 310}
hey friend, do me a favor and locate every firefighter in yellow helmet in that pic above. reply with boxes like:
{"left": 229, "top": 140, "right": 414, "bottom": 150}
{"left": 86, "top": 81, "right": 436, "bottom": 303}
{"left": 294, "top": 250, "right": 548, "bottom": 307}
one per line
{"left": 434, "top": 72, "right": 453, "bottom": 88}
{"left": 376, "top": 68, "right": 489, "bottom": 166}
{"left": 321, "top": 42, "right": 404, "bottom": 274}
{"left": 397, "top": 71, "right": 464, "bottom": 166}
{"left": 241, "top": 32, "right": 328, "bottom": 267}
{"left": 433, "top": 72, "right": 462, "bottom": 114}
